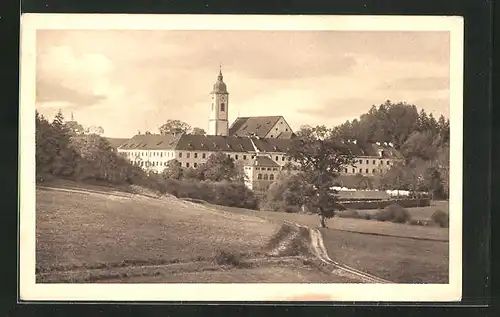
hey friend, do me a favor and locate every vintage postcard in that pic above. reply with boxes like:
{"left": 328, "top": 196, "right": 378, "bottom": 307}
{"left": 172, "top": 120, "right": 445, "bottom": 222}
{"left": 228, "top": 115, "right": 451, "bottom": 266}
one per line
{"left": 19, "top": 14, "right": 463, "bottom": 301}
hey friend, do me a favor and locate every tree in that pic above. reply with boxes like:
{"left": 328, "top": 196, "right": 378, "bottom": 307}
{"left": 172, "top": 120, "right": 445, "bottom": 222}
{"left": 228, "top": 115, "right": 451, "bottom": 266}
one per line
{"left": 159, "top": 119, "right": 191, "bottom": 135}
{"left": 65, "top": 121, "right": 85, "bottom": 136}
{"left": 199, "top": 152, "right": 238, "bottom": 182}
{"left": 285, "top": 126, "right": 354, "bottom": 227}
{"left": 85, "top": 125, "right": 105, "bottom": 136}
{"left": 162, "top": 159, "right": 184, "bottom": 180}
{"left": 191, "top": 127, "right": 206, "bottom": 135}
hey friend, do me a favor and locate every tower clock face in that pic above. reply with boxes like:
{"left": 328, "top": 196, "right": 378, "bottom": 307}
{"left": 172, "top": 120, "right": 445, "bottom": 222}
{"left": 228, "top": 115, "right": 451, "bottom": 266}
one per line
{"left": 220, "top": 95, "right": 226, "bottom": 102}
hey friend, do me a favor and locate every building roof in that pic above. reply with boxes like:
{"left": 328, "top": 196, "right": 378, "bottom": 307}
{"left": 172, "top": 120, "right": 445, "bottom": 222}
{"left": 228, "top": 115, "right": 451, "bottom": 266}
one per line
{"left": 118, "top": 133, "right": 182, "bottom": 150}
{"left": 117, "top": 133, "right": 402, "bottom": 159}
{"left": 175, "top": 134, "right": 255, "bottom": 152}
{"left": 228, "top": 116, "right": 283, "bottom": 137}
{"left": 104, "top": 137, "right": 129, "bottom": 149}
{"left": 252, "top": 155, "right": 281, "bottom": 167}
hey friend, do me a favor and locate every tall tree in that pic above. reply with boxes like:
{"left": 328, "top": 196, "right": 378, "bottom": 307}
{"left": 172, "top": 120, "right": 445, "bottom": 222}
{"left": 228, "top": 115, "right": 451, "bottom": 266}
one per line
{"left": 162, "top": 159, "right": 184, "bottom": 180}
{"left": 191, "top": 127, "right": 206, "bottom": 135}
{"left": 199, "top": 152, "right": 238, "bottom": 182}
{"left": 285, "top": 126, "right": 354, "bottom": 227}
{"left": 159, "top": 119, "right": 191, "bottom": 135}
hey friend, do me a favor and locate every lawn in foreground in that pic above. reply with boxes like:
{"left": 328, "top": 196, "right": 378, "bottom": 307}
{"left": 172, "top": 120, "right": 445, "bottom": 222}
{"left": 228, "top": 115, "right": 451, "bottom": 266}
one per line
{"left": 36, "top": 187, "right": 278, "bottom": 273}
{"left": 320, "top": 229, "right": 449, "bottom": 283}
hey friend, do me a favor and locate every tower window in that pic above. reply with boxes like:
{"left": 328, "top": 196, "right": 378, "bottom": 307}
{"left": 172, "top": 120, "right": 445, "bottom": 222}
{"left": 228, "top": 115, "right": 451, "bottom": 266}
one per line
{"left": 220, "top": 103, "right": 225, "bottom": 111}
{"left": 202, "top": 153, "right": 206, "bottom": 159}
{"left": 212, "top": 103, "right": 214, "bottom": 111}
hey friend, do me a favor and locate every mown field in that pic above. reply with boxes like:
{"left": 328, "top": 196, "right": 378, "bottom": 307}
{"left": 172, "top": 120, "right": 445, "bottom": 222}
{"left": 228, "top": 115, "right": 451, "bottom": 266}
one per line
{"left": 36, "top": 187, "right": 278, "bottom": 276}
{"left": 216, "top": 203, "right": 450, "bottom": 283}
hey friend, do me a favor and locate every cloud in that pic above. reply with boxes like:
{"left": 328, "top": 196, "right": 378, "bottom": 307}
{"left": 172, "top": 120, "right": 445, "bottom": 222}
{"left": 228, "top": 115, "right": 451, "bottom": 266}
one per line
{"left": 380, "top": 77, "right": 450, "bottom": 91}
{"left": 36, "top": 80, "right": 107, "bottom": 107}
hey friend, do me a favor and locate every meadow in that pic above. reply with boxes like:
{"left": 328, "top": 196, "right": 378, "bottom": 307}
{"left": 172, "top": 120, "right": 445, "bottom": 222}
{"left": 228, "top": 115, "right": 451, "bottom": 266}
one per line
{"left": 36, "top": 182, "right": 449, "bottom": 284}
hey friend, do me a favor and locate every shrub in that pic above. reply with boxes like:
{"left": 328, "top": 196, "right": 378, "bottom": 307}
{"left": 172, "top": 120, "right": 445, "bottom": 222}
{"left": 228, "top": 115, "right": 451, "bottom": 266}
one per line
{"left": 213, "top": 249, "right": 243, "bottom": 267}
{"left": 336, "top": 210, "right": 363, "bottom": 219}
{"left": 431, "top": 209, "right": 449, "bottom": 228}
{"left": 374, "top": 204, "right": 412, "bottom": 223}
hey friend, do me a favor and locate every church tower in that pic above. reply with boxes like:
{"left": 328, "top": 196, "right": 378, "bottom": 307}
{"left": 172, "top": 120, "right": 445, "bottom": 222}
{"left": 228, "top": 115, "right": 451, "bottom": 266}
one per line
{"left": 209, "top": 67, "right": 229, "bottom": 136}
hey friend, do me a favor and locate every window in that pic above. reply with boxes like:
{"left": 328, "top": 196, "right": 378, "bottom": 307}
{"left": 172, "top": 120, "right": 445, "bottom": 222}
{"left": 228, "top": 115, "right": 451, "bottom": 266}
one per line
{"left": 263, "top": 174, "right": 269, "bottom": 180}
{"left": 270, "top": 135, "right": 273, "bottom": 137}
{"left": 282, "top": 157, "right": 285, "bottom": 161}
{"left": 243, "top": 155, "right": 247, "bottom": 160}
{"left": 373, "top": 160, "right": 375, "bottom": 164}
{"left": 179, "top": 152, "right": 182, "bottom": 158}
{"left": 267, "top": 168, "right": 271, "bottom": 171}
{"left": 194, "top": 153, "right": 198, "bottom": 158}
{"left": 387, "top": 160, "right": 390, "bottom": 165}
{"left": 212, "top": 103, "right": 214, "bottom": 111}
{"left": 270, "top": 174, "right": 274, "bottom": 181}
{"left": 186, "top": 162, "right": 190, "bottom": 168}
{"left": 275, "top": 128, "right": 278, "bottom": 131}
{"left": 235, "top": 155, "right": 239, "bottom": 160}
{"left": 352, "top": 168, "right": 355, "bottom": 173}
{"left": 373, "top": 169, "right": 376, "bottom": 173}
{"left": 220, "top": 103, "right": 225, "bottom": 111}
{"left": 202, "top": 153, "right": 206, "bottom": 159}
{"left": 359, "top": 168, "right": 363, "bottom": 173}
{"left": 275, "top": 156, "right": 279, "bottom": 160}
{"left": 287, "top": 157, "right": 291, "bottom": 161}
{"left": 285, "top": 128, "right": 288, "bottom": 131}
{"left": 366, "top": 168, "right": 369, "bottom": 173}
{"left": 160, "top": 152, "right": 163, "bottom": 157}
{"left": 273, "top": 168, "right": 278, "bottom": 171}
{"left": 258, "top": 174, "right": 262, "bottom": 180}
{"left": 194, "top": 163, "right": 198, "bottom": 168}
{"left": 366, "top": 160, "right": 369, "bottom": 164}
{"left": 344, "top": 168, "right": 348, "bottom": 173}
{"left": 186, "top": 153, "right": 190, "bottom": 159}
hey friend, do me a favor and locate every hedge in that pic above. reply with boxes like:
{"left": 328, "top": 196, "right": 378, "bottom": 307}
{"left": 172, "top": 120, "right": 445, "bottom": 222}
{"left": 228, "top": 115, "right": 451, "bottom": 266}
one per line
{"left": 340, "top": 198, "right": 430, "bottom": 210}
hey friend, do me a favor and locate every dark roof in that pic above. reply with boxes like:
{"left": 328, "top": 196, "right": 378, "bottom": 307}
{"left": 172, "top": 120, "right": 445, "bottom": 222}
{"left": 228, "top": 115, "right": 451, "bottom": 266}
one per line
{"left": 118, "top": 133, "right": 181, "bottom": 150}
{"left": 253, "top": 155, "right": 280, "bottom": 167}
{"left": 275, "top": 131, "right": 294, "bottom": 139}
{"left": 175, "top": 134, "right": 255, "bottom": 152}
{"left": 251, "top": 137, "right": 293, "bottom": 152}
{"left": 228, "top": 116, "right": 283, "bottom": 137}
{"left": 104, "top": 137, "right": 128, "bottom": 149}
{"left": 117, "top": 134, "right": 402, "bottom": 158}
{"left": 211, "top": 70, "right": 228, "bottom": 94}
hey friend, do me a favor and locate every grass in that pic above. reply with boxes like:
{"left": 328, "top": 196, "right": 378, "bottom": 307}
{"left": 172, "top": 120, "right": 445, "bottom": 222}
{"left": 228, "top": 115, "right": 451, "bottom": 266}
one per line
{"left": 319, "top": 229, "right": 449, "bottom": 283}
{"left": 355, "top": 201, "right": 449, "bottom": 222}
{"left": 216, "top": 204, "right": 449, "bottom": 241}
{"left": 36, "top": 186, "right": 278, "bottom": 276}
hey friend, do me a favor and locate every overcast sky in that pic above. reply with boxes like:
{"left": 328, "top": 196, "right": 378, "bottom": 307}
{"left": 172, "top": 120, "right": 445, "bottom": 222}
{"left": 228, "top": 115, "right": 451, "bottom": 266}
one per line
{"left": 36, "top": 30, "right": 450, "bottom": 138}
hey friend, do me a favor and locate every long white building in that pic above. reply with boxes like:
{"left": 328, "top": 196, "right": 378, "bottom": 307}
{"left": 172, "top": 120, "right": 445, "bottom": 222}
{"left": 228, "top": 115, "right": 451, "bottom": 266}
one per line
{"left": 116, "top": 69, "right": 402, "bottom": 193}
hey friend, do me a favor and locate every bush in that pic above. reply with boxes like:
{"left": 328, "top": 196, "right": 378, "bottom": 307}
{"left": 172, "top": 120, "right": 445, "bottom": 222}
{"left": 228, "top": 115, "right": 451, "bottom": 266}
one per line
{"left": 374, "top": 204, "right": 412, "bottom": 224}
{"left": 431, "top": 209, "right": 449, "bottom": 228}
{"left": 336, "top": 210, "right": 363, "bottom": 219}
{"left": 213, "top": 249, "right": 243, "bottom": 267}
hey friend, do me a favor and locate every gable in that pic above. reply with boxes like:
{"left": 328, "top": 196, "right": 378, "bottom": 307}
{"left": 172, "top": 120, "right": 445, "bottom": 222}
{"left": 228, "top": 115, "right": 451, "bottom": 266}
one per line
{"left": 228, "top": 116, "right": 282, "bottom": 137}
{"left": 265, "top": 117, "right": 294, "bottom": 138}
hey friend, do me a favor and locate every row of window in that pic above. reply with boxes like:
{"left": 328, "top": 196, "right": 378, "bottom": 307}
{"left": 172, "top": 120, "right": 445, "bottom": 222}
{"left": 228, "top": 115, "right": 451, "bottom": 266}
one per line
{"left": 132, "top": 160, "right": 200, "bottom": 169}
{"left": 124, "top": 151, "right": 174, "bottom": 158}
{"left": 257, "top": 173, "right": 275, "bottom": 181}
{"left": 356, "top": 159, "right": 391, "bottom": 165}
{"left": 344, "top": 168, "right": 380, "bottom": 174}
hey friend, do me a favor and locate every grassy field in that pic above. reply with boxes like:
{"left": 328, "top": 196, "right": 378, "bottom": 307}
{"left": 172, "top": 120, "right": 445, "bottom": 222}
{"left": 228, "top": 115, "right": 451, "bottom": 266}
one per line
{"left": 355, "top": 200, "right": 449, "bottom": 221}
{"left": 36, "top": 181, "right": 449, "bottom": 284}
{"left": 36, "top": 187, "right": 278, "bottom": 275}
{"left": 319, "top": 229, "right": 448, "bottom": 283}
{"left": 216, "top": 203, "right": 449, "bottom": 283}
{"left": 215, "top": 204, "right": 449, "bottom": 241}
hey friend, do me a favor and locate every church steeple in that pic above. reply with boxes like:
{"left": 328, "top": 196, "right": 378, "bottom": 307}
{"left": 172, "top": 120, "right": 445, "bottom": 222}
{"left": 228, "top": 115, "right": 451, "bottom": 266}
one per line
{"left": 209, "top": 67, "right": 229, "bottom": 136}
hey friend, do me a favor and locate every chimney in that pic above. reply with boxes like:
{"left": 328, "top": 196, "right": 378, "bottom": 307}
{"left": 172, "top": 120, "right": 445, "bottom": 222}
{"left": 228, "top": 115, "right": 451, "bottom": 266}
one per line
{"left": 384, "top": 142, "right": 388, "bottom": 146}
{"left": 388, "top": 142, "right": 393, "bottom": 147}
{"left": 352, "top": 139, "right": 357, "bottom": 145}
{"left": 376, "top": 141, "right": 381, "bottom": 146}
{"left": 378, "top": 149, "right": 384, "bottom": 157}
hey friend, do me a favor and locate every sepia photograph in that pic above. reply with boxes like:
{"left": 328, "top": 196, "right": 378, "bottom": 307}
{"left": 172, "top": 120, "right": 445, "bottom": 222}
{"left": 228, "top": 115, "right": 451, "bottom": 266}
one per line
{"left": 19, "top": 14, "right": 463, "bottom": 301}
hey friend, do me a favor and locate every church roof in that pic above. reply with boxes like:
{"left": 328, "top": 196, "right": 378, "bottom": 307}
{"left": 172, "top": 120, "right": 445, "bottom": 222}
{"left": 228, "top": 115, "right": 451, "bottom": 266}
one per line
{"left": 211, "top": 69, "right": 228, "bottom": 94}
{"left": 228, "top": 116, "right": 283, "bottom": 137}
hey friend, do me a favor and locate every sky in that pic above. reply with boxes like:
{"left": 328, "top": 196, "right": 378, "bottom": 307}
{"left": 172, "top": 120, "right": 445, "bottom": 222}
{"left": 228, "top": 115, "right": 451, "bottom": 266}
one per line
{"left": 35, "top": 30, "right": 450, "bottom": 138}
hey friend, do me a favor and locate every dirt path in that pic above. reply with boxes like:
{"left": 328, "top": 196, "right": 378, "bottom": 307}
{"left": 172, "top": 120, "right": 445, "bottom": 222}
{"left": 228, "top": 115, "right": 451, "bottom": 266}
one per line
{"left": 285, "top": 221, "right": 391, "bottom": 283}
